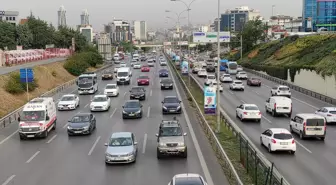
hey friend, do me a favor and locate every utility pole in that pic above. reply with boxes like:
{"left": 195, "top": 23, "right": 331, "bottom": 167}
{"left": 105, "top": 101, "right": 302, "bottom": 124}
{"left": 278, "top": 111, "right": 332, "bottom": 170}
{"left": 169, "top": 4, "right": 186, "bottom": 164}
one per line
{"left": 216, "top": 0, "right": 221, "bottom": 133}
{"left": 240, "top": 34, "right": 243, "bottom": 61}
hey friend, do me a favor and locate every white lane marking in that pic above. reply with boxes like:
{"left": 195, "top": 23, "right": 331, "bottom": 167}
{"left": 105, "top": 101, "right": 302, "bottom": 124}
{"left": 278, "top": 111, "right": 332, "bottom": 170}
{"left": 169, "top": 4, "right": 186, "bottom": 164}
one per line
{"left": 142, "top": 133, "right": 147, "bottom": 154}
{"left": 167, "top": 62, "right": 214, "bottom": 185}
{"left": 46, "top": 134, "right": 57, "bottom": 144}
{"left": 1, "top": 175, "right": 16, "bottom": 185}
{"left": 88, "top": 136, "right": 101, "bottom": 156}
{"left": 123, "top": 92, "right": 127, "bottom": 97}
{"left": 254, "top": 91, "right": 260, "bottom": 95}
{"left": 26, "top": 151, "right": 40, "bottom": 163}
{"left": 84, "top": 104, "right": 89, "bottom": 108}
{"left": 110, "top": 108, "right": 117, "bottom": 118}
{"left": 292, "top": 97, "right": 318, "bottom": 109}
{"left": 0, "top": 130, "right": 18, "bottom": 145}
{"left": 147, "top": 106, "right": 151, "bottom": 118}
{"left": 63, "top": 123, "right": 68, "bottom": 129}
{"left": 228, "top": 90, "right": 234, "bottom": 95}
{"left": 241, "top": 100, "right": 246, "bottom": 104}
{"left": 262, "top": 84, "right": 271, "bottom": 88}
{"left": 296, "top": 141, "right": 312, "bottom": 153}
{"left": 262, "top": 116, "right": 272, "bottom": 123}
{"left": 150, "top": 89, "right": 153, "bottom": 96}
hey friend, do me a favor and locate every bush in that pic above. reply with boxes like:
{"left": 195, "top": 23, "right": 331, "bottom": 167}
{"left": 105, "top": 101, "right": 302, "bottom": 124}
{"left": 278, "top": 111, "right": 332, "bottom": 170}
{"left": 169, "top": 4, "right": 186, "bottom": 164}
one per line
{"left": 5, "top": 72, "right": 38, "bottom": 94}
{"left": 63, "top": 49, "right": 103, "bottom": 75}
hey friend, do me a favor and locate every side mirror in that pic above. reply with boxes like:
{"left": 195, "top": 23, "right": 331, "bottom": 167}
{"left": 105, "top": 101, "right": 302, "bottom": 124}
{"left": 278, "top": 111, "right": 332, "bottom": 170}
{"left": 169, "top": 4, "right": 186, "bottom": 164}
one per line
{"left": 122, "top": 106, "right": 124, "bottom": 108}
{"left": 236, "top": 106, "right": 239, "bottom": 108}
{"left": 104, "top": 143, "right": 108, "bottom": 146}
{"left": 291, "top": 118, "right": 294, "bottom": 121}
{"left": 155, "top": 133, "right": 159, "bottom": 137}
{"left": 140, "top": 105, "right": 143, "bottom": 107}
{"left": 161, "top": 101, "right": 164, "bottom": 104}
{"left": 129, "top": 90, "right": 131, "bottom": 92}
{"left": 179, "top": 100, "right": 181, "bottom": 103}
{"left": 46, "top": 116, "right": 50, "bottom": 120}
{"left": 134, "top": 142, "right": 138, "bottom": 145}
{"left": 183, "top": 133, "right": 187, "bottom": 136}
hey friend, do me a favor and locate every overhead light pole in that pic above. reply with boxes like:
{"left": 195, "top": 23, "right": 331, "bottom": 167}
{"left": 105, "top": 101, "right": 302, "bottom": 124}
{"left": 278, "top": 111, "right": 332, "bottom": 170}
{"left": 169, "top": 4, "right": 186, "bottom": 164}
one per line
{"left": 165, "top": 9, "right": 188, "bottom": 54}
{"left": 216, "top": 0, "right": 221, "bottom": 133}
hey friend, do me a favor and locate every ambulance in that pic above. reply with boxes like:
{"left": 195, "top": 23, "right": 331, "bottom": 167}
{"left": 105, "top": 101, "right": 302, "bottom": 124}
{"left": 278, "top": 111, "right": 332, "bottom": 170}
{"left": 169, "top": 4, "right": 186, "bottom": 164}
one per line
{"left": 18, "top": 97, "right": 57, "bottom": 140}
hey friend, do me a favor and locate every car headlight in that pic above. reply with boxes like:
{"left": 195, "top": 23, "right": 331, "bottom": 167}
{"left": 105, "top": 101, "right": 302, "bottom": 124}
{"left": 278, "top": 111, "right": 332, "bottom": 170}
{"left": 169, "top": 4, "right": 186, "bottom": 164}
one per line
{"left": 126, "top": 152, "right": 133, "bottom": 156}
{"left": 162, "top": 106, "right": 167, "bottom": 109}
{"left": 178, "top": 143, "right": 185, "bottom": 147}
{"left": 159, "top": 143, "right": 165, "bottom": 147}
{"left": 161, "top": 84, "right": 164, "bottom": 86}
{"left": 83, "top": 126, "right": 89, "bottom": 130}
{"left": 135, "top": 110, "right": 141, "bottom": 114}
{"left": 106, "top": 153, "right": 113, "bottom": 157}
{"left": 122, "top": 110, "right": 127, "bottom": 114}
{"left": 170, "top": 84, "right": 173, "bottom": 86}
{"left": 90, "top": 104, "right": 94, "bottom": 108}
{"left": 67, "top": 126, "right": 72, "bottom": 130}
{"left": 177, "top": 106, "right": 181, "bottom": 109}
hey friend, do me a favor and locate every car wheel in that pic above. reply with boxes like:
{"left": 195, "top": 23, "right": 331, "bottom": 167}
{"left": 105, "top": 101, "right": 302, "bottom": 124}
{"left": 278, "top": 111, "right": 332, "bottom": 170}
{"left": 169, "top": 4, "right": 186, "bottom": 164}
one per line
{"left": 299, "top": 131, "right": 304, "bottom": 139}
{"left": 182, "top": 147, "right": 188, "bottom": 158}
{"left": 265, "top": 106, "right": 268, "bottom": 113}
{"left": 320, "top": 137, "right": 325, "bottom": 141}
{"left": 257, "top": 119, "right": 261, "bottom": 123}
{"left": 240, "top": 115, "right": 244, "bottom": 122}
{"left": 157, "top": 149, "right": 162, "bottom": 159}
{"left": 43, "top": 129, "right": 48, "bottom": 138}
{"left": 260, "top": 137, "right": 263, "bottom": 146}
{"left": 52, "top": 121, "right": 56, "bottom": 130}
{"left": 290, "top": 151, "right": 295, "bottom": 154}
{"left": 289, "top": 125, "right": 293, "bottom": 133}
{"left": 268, "top": 144, "right": 272, "bottom": 153}
{"left": 19, "top": 135, "right": 25, "bottom": 140}
{"left": 272, "top": 110, "right": 276, "bottom": 117}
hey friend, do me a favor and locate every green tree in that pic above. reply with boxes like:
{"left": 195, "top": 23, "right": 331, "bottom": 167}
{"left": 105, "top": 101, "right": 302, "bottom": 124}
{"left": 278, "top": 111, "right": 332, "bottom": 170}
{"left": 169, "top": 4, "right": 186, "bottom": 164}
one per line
{"left": 16, "top": 24, "right": 33, "bottom": 49}
{"left": 0, "top": 22, "right": 16, "bottom": 50}
{"left": 27, "top": 16, "right": 54, "bottom": 48}
{"left": 238, "top": 19, "right": 267, "bottom": 53}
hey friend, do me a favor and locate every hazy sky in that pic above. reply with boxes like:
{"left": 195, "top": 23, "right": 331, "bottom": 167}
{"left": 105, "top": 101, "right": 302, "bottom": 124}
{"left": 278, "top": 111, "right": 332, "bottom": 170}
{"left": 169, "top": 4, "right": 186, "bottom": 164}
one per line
{"left": 4, "top": 0, "right": 302, "bottom": 31}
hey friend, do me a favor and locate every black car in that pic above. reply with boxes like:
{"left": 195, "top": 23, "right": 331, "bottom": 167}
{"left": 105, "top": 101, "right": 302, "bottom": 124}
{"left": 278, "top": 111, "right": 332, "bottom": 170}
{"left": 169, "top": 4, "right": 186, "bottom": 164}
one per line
{"left": 122, "top": 100, "right": 143, "bottom": 119}
{"left": 159, "top": 69, "right": 169, "bottom": 77}
{"left": 67, "top": 113, "right": 96, "bottom": 136}
{"left": 162, "top": 96, "right": 182, "bottom": 114}
{"left": 102, "top": 70, "right": 113, "bottom": 80}
{"left": 206, "top": 65, "right": 215, "bottom": 72}
{"left": 129, "top": 86, "right": 146, "bottom": 100}
{"left": 160, "top": 78, "right": 173, "bottom": 90}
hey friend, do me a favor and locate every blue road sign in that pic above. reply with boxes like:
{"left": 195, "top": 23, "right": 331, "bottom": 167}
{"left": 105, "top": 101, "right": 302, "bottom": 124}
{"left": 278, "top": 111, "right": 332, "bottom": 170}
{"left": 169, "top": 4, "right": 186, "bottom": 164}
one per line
{"left": 20, "top": 68, "right": 34, "bottom": 83}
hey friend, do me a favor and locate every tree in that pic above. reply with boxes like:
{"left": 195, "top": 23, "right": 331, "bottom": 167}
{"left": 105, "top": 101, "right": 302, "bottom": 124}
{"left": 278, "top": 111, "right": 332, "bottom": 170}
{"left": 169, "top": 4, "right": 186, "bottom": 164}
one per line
{"left": 238, "top": 19, "right": 267, "bottom": 53}
{"left": 0, "top": 22, "right": 16, "bottom": 50}
{"left": 16, "top": 24, "right": 33, "bottom": 49}
{"left": 27, "top": 17, "right": 54, "bottom": 48}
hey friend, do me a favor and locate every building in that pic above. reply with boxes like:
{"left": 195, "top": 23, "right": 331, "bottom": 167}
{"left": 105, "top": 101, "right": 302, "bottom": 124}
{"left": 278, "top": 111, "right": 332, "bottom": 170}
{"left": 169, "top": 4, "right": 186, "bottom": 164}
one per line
{"left": 134, "top": 21, "right": 147, "bottom": 41}
{"left": 0, "top": 10, "right": 19, "bottom": 25}
{"left": 147, "top": 31, "right": 155, "bottom": 40}
{"left": 80, "top": 9, "right": 89, "bottom": 26}
{"left": 19, "top": 18, "right": 28, "bottom": 25}
{"left": 110, "top": 19, "right": 131, "bottom": 43}
{"left": 79, "top": 25, "right": 93, "bottom": 43}
{"left": 220, "top": 6, "right": 261, "bottom": 32}
{"left": 199, "top": 25, "right": 210, "bottom": 32}
{"left": 97, "top": 33, "right": 112, "bottom": 60}
{"left": 316, "top": 0, "right": 336, "bottom": 31}
{"left": 266, "top": 15, "right": 303, "bottom": 32}
{"left": 57, "top": 5, "right": 67, "bottom": 27}
{"left": 302, "top": 0, "right": 317, "bottom": 31}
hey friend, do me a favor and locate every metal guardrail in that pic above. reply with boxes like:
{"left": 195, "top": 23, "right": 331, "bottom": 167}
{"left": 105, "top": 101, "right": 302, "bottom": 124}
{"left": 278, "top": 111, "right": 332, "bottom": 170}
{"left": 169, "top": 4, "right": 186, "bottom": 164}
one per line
{"left": 243, "top": 68, "right": 336, "bottom": 105}
{"left": 0, "top": 64, "right": 113, "bottom": 129}
{"left": 165, "top": 52, "right": 290, "bottom": 185}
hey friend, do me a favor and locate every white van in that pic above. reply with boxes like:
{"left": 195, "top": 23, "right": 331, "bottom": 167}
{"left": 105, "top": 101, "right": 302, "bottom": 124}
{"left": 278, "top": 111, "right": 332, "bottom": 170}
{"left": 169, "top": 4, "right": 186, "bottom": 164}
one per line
{"left": 113, "top": 54, "right": 120, "bottom": 64}
{"left": 289, "top": 113, "right": 326, "bottom": 140}
{"left": 19, "top": 97, "right": 57, "bottom": 139}
{"left": 116, "top": 67, "right": 132, "bottom": 85}
{"left": 265, "top": 96, "right": 292, "bottom": 117}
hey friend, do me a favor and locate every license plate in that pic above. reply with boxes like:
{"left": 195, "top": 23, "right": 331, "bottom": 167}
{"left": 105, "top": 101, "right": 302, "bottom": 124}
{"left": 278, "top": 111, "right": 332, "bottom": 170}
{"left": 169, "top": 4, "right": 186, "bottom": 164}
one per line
{"left": 27, "top": 135, "right": 34, "bottom": 138}
{"left": 165, "top": 86, "right": 170, "bottom": 88}
{"left": 168, "top": 149, "right": 178, "bottom": 152}
{"left": 74, "top": 131, "right": 82, "bottom": 134}
{"left": 314, "top": 128, "right": 322, "bottom": 130}
{"left": 129, "top": 114, "right": 134, "bottom": 116}
{"left": 135, "top": 96, "right": 139, "bottom": 98}
{"left": 280, "top": 142, "right": 288, "bottom": 145}
{"left": 169, "top": 110, "right": 175, "bottom": 112}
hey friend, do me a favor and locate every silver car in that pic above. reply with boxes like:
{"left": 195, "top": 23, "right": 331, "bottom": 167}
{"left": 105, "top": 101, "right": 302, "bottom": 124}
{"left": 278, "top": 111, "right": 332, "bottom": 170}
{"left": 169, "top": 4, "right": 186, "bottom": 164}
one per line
{"left": 105, "top": 132, "right": 138, "bottom": 164}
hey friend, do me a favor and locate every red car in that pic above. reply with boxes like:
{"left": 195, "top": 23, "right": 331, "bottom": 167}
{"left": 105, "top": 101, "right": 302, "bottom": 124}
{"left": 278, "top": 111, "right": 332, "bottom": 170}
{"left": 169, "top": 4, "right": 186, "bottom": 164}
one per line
{"left": 141, "top": 65, "right": 150, "bottom": 72}
{"left": 137, "top": 75, "right": 150, "bottom": 85}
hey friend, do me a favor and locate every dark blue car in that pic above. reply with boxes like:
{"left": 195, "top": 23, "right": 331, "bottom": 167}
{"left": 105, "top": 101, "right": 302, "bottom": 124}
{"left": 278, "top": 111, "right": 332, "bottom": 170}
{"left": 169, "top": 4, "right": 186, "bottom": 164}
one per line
{"left": 159, "top": 69, "right": 169, "bottom": 77}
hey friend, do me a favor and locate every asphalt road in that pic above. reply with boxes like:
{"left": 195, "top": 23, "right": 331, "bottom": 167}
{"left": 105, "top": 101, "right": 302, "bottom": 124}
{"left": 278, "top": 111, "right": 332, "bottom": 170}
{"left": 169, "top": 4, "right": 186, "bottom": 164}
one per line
{"left": 0, "top": 55, "right": 228, "bottom": 185}
{"left": 0, "top": 57, "right": 67, "bottom": 75}
{"left": 191, "top": 68, "right": 336, "bottom": 185}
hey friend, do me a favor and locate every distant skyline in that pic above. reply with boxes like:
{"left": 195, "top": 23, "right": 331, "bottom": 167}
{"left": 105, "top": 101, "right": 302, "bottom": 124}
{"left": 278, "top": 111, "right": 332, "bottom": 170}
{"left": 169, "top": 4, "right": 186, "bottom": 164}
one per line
{"left": 3, "top": 0, "right": 302, "bottom": 31}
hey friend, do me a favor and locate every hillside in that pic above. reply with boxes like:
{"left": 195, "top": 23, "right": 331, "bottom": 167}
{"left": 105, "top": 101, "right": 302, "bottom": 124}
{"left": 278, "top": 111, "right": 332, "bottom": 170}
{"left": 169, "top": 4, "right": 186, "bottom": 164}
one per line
{"left": 240, "top": 34, "right": 336, "bottom": 77}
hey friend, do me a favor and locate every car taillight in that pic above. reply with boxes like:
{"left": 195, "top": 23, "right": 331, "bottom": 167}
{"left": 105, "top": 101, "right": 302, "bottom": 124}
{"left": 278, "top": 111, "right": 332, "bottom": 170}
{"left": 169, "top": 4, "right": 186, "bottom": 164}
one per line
{"left": 39, "top": 123, "right": 43, "bottom": 127}
{"left": 243, "top": 112, "right": 247, "bottom": 115}
{"left": 274, "top": 103, "right": 277, "bottom": 110}
{"left": 303, "top": 122, "right": 306, "bottom": 130}
{"left": 327, "top": 114, "right": 332, "bottom": 116}
{"left": 271, "top": 139, "right": 276, "bottom": 143}
{"left": 292, "top": 139, "right": 295, "bottom": 144}
{"left": 324, "top": 123, "right": 327, "bottom": 131}
{"left": 258, "top": 112, "right": 261, "bottom": 115}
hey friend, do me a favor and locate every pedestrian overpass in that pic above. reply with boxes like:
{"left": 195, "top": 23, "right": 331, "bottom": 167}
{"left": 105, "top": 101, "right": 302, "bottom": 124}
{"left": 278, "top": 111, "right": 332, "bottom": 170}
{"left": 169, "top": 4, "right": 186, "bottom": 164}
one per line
{"left": 134, "top": 44, "right": 163, "bottom": 49}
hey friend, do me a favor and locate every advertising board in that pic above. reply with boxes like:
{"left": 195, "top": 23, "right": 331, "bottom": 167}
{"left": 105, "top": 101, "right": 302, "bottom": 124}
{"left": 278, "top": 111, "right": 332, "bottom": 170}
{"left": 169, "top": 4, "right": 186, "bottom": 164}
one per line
{"left": 193, "top": 32, "right": 230, "bottom": 43}
{"left": 204, "top": 86, "right": 216, "bottom": 114}
{"left": 181, "top": 61, "right": 188, "bottom": 75}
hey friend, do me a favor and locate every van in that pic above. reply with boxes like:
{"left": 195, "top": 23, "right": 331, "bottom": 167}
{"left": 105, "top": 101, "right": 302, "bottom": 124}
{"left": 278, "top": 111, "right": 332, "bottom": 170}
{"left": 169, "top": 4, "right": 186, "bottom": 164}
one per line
{"left": 289, "top": 113, "right": 326, "bottom": 140}
{"left": 265, "top": 96, "right": 292, "bottom": 117}
{"left": 19, "top": 97, "right": 57, "bottom": 139}
{"left": 113, "top": 54, "right": 120, "bottom": 64}
{"left": 117, "top": 67, "right": 132, "bottom": 85}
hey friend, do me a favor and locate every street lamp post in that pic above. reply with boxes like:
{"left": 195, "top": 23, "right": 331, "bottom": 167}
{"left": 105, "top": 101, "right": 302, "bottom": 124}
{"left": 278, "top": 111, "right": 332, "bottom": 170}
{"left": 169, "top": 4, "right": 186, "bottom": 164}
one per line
{"left": 216, "top": 0, "right": 221, "bottom": 133}
{"left": 165, "top": 9, "right": 188, "bottom": 54}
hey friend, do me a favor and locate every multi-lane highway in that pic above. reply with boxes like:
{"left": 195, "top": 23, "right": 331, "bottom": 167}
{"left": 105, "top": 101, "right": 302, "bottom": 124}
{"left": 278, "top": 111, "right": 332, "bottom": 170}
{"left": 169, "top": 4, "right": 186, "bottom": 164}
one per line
{"left": 190, "top": 65, "right": 336, "bottom": 185}
{"left": 0, "top": 54, "right": 228, "bottom": 185}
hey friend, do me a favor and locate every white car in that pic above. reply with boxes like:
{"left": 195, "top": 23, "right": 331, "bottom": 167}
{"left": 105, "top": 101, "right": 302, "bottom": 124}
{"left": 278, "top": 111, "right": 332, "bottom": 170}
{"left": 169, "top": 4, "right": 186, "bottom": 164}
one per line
{"left": 271, "top": 85, "right": 291, "bottom": 98}
{"left": 197, "top": 69, "right": 207, "bottom": 78}
{"left": 205, "top": 75, "right": 216, "bottom": 85}
{"left": 211, "top": 81, "right": 223, "bottom": 92}
{"left": 58, "top": 94, "right": 80, "bottom": 110}
{"left": 237, "top": 65, "right": 243, "bottom": 71}
{"left": 168, "top": 173, "right": 208, "bottom": 185}
{"left": 148, "top": 60, "right": 154, "bottom": 67}
{"left": 236, "top": 71, "right": 248, "bottom": 79}
{"left": 260, "top": 128, "right": 296, "bottom": 154}
{"left": 236, "top": 104, "right": 261, "bottom": 122}
{"left": 120, "top": 63, "right": 127, "bottom": 67}
{"left": 160, "top": 60, "right": 167, "bottom": 66}
{"left": 114, "top": 67, "right": 120, "bottom": 73}
{"left": 133, "top": 63, "right": 141, "bottom": 69}
{"left": 104, "top": 84, "right": 119, "bottom": 97}
{"left": 90, "top": 95, "right": 111, "bottom": 112}
{"left": 220, "top": 74, "right": 233, "bottom": 83}
{"left": 229, "top": 80, "right": 244, "bottom": 91}
{"left": 315, "top": 107, "right": 336, "bottom": 124}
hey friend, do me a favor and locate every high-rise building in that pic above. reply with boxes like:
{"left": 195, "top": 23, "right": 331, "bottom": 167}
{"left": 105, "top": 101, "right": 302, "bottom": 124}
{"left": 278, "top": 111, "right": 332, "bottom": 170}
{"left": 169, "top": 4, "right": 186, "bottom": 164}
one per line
{"left": 316, "top": 0, "right": 336, "bottom": 31}
{"left": 302, "top": 0, "right": 317, "bottom": 31}
{"left": 110, "top": 19, "right": 131, "bottom": 43}
{"left": 134, "top": 21, "right": 147, "bottom": 41}
{"left": 58, "top": 5, "right": 67, "bottom": 27}
{"left": 80, "top": 9, "right": 89, "bottom": 25}
{"left": 79, "top": 25, "right": 93, "bottom": 43}
{"left": 0, "top": 10, "right": 19, "bottom": 25}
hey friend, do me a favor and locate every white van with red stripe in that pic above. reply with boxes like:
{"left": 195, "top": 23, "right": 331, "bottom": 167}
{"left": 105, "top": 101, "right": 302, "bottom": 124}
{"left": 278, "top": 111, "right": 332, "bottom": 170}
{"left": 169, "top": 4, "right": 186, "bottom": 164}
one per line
{"left": 19, "top": 97, "right": 57, "bottom": 140}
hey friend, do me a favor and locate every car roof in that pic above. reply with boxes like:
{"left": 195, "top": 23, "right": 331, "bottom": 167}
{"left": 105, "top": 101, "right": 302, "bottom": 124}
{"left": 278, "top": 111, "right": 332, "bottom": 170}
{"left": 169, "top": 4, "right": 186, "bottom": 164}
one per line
{"left": 125, "top": 99, "right": 140, "bottom": 103}
{"left": 271, "top": 96, "right": 291, "bottom": 101}
{"left": 269, "top": 128, "right": 291, "bottom": 134}
{"left": 233, "top": 80, "right": 242, "bottom": 82}
{"left": 164, "top": 96, "right": 178, "bottom": 99}
{"left": 276, "top": 85, "right": 289, "bottom": 88}
{"left": 243, "top": 104, "right": 258, "bottom": 107}
{"left": 111, "top": 132, "right": 132, "bottom": 138}
{"left": 74, "top": 112, "right": 91, "bottom": 117}
{"left": 93, "top": 95, "right": 107, "bottom": 98}
{"left": 62, "top": 94, "right": 76, "bottom": 97}
{"left": 296, "top": 113, "right": 325, "bottom": 119}
{"left": 323, "top": 107, "right": 336, "bottom": 111}
{"left": 207, "top": 74, "right": 215, "bottom": 76}
{"left": 106, "top": 84, "right": 117, "bottom": 86}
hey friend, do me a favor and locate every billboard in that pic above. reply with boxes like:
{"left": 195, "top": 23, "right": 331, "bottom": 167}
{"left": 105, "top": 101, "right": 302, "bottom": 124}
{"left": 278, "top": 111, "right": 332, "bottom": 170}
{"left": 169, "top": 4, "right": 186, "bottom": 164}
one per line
{"left": 178, "top": 41, "right": 188, "bottom": 45}
{"left": 204, "top": 86, "right": 216, "bottom": 114}
{"left": 181, "top": 61, "right": 189, "bottom": 75}
{"left": 193, "top": 32, "right": 230, "bottom": 43}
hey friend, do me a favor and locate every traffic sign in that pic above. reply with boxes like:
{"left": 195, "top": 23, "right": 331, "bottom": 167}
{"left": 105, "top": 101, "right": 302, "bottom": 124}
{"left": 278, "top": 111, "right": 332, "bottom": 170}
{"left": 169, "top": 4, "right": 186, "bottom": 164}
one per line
{"left": 20, "top": 68, "right": 34, "bottom": 83}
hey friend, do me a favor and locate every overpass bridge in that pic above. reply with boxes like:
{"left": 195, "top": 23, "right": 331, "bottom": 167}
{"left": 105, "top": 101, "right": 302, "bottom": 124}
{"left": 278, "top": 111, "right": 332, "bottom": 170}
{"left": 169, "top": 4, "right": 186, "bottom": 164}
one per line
{"left": 134, "top": 44, "right": 163, "bottom": 48}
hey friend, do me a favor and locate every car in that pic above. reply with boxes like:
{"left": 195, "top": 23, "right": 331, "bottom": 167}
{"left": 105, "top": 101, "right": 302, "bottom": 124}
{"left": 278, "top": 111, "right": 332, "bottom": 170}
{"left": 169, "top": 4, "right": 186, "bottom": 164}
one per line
{"left": 220, "top": 74, "right": 233, "bottom": 83}
{"left": 162, "top": 96, "right": 182, "bottom": 114}
{"left": 120, "top": 62, "right": 127, "bottom": 68}
{"left": 192, "top": 67, "right": 201, "bottom": 74}
{"left": 122, "top": 100, "right": 143, "bottom": 119}
{"left": 90, "top": 95, "right": 111, "bottom": 111}
{"left": 247, "top": 77, "right": 261, "bottom": 86}
{"left": 236, "top": 104, "right": 261, "bottom": 122}
{"left": 159, "top": 69, "right": 169, "bottom": 77}
{"left": 133, "top": 57, "right": 140, "bottom": 61}
{"left": 137, "top": 75, "right": 150, "bottom": 86}
{"left": 260, "top": 128, "right": 296, "bottom": 154}
{"left": 211, "top": 81, "right": 223, "bottom": 92}
{"left": 104, "top": 84, "right": 119, "bottom": 97}
{"left": 197, "top": 69, "right": 207, "bottom": 78}
{"left": 168, "top": 174, "right": 208, "bottom": 185}
{"left": 229, "top": 80, "right": 244, "bottom": 91}
{"left": 131, "top": 59, "right": 137, "bottom": 66}
{"left": 152, "top": 57, "right": 156, "bottom": 62}
{"left": 160, "top": 78, "right": 173, "bottom": 90}
{"left": 101, "top": 70, "right": 113, "bottom": 80}
{"left": 204, "top": 75, "right": 216, "bottom": 85}
{"left": 315, "top": 107, "right": 336, "bottom": 124}
{"left": 104, "top": 132, "right": 138, "bottom": 164}
{"left": 289, "top": 113, "right": 326, "bottom": 140}
{"left": 147, "top": 60, "right": 154, "bottom": 67}
{"left": 114, "top": 66, "right": 119, "bottom": 73}
{"left": 141, "top": 64, "right": 150, "bottom": 72}
{"left": 237, "top": 65, "right": 243, "bottom": 72}
{"left": 159, "top": 59, "right": 167, "bottom": 66}
{"left": 265, "top": 96, "right": 292, "bottom": 117}
{"left": 129, "top": 86, "right": 146, "bottom": 100}
{"left": 57, "top": 94, "right": 80, "bottom": 110}
{"left": 206, "top": 64, "right": 215, "bottom": 72}
{"left": 271, "top": 85, "right": 291, "bottom": 98}
{"left": 133, "top": 63, "right": 141, "bottom": 69}
{"left": 236, "top": 71, "right": 248, "bottom": 79}
{"left": 67, "top": 113, "right": 96, "bottom": 136}
{"left": 140, "top": 56, "right": 147, "bottom": 61}
{"left": 156, "top": 119, "right": 187, "bottom": 159}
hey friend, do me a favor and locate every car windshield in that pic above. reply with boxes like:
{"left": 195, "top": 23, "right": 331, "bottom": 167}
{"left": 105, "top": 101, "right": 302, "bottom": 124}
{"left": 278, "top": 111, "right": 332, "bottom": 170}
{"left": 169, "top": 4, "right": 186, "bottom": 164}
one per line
{"left": 109, "top": 137, "right": 132, "bottom": 146}
{"left": 164, "top": 97, "right": 179, "bottom": 103}
{"left": 148, "top": 61, "right": 153, "bottom": 63}
{"left": 208, "top": 76, "right": 215, "bottom": 79}
{"left": 138, "top": 76, "right": 149, "bottom": 79}
{"left": 175, "top": 177, "right": 203, "bottom": 185}
{"left": 279, "top": 87, "right": 290, "bottom": 91}
{"left": 224, "top": 75, "right": 230, "bottom": 77}
{"left": 124, "top": 102, "right": 140, "bottom": 108}
{"left": 306, "top": 119, "right": 325, "bottom": 126}
{"left": 105, "top": 85, "right": 116, "bottom": 89}
{"left": 92, "top": 97, "right": 107, "bottom": 102}
{"left": 131, "top": 87, "right": 144, "bottom": 92}
{"left": 239, "top": 72, "right": 246, "bottom": 75}
{"left": 159, "top": 69, "right": 168, "bottom": 73}
{"left": 273, "top": 133, "right": 293, "bottom": 140}
{"left": 245, "top": 106, "right": 259, "bottom": 110}
{"left": 161, "top": 79, "right": 173, "bottom": 83}
{"left": 21, "top": 111, "right": 45, "bottom": 121}
{"left": 329, "top": 111, "right": 336, "bottom": 114}
{"left": 235, "top": 82, "right": 242, "bottom": 84}
{"left": 159, "top": 126, "right": 182, "bottom": 136}
{"left": 61, "top": 96, "right": 75, "bottom": 101}
{"left": 71, "top": 115, "right": 90, "bottom": 123}
{"left": 200, "top": 70, "right": 206, "bottom": 72}
{"left": 117, "top": 72, "right": 128, "bottom": 77}
{"left": 103, "top": 71, "right": 111, "bottom": 74}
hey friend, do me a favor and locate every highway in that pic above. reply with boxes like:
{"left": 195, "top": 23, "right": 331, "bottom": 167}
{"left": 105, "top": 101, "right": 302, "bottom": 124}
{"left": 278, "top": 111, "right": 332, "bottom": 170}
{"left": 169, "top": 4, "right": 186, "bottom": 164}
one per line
{"left": 0, "top": 54, "right": 228, "bottom": 185}
{"left": 190, "top": 66, "right": 336, "bottom": 185}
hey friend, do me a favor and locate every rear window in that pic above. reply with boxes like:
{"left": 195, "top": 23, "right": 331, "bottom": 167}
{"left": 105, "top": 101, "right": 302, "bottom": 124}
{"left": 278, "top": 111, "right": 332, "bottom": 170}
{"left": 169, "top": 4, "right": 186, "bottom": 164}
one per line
{"left": 175, "top": 177, "right": 203, "bottom": 185}
{"left": 245, "top": 106, "right": 259, "bottom": 110}
{"left": 208, "top": 76, "right": 215, "bottom": 79}
{"left": 235, "top": 82, "right": 242, "bottom": 84}
{"left": 329, "top": 111, "right": 336, "bottom": 114}
{"left": 306, "top": 119, "right": 325, "bottom": 126}
{"left": 273, "top": 133, "right": 293, "bottom": 140}
{"left": 279, "top": 87, "right": 290, "bottom": 91}
{"left": 224, "top": 74, "right": 230, "bottom": 77}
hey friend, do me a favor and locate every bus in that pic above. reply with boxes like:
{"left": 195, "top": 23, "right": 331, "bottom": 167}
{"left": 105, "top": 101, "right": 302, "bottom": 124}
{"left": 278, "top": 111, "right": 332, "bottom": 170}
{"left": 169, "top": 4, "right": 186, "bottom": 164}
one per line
{"left": 77, "top": 72, "right": 98, "bottom": 94}
{"left": 220, "top": 59, "right": 228, "bottom": 71}
{"left": 227, "top": 62, "right": 238, "bottom": 74}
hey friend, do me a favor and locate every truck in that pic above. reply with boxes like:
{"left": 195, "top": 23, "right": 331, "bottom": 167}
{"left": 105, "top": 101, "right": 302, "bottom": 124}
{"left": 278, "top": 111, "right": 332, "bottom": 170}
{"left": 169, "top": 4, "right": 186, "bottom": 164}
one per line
{"left": 19, "top": 97, "right": 57, "bottom": 140}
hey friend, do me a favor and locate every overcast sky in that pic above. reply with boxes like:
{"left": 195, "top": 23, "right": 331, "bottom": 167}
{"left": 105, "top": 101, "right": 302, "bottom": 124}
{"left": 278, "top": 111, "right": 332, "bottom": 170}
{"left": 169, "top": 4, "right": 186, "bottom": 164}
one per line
{"left": 4, "top": 0, "right": 302, "bottom": 31}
